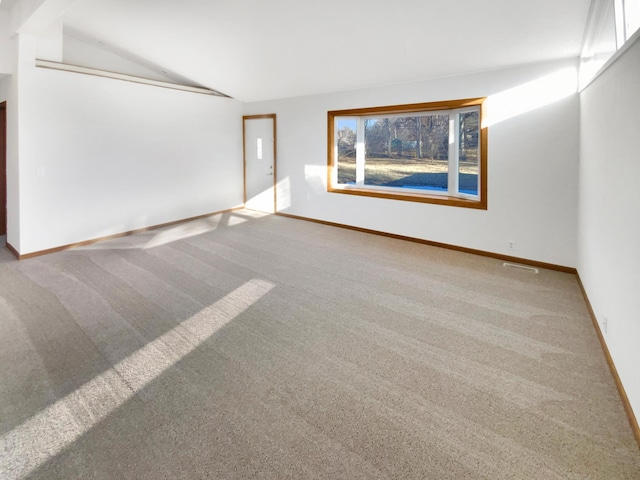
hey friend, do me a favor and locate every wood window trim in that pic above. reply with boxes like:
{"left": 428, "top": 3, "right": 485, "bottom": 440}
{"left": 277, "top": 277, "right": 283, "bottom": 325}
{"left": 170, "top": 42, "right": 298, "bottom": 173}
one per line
{"left": 327, "top": 98, "right": 488, "bottom": 209}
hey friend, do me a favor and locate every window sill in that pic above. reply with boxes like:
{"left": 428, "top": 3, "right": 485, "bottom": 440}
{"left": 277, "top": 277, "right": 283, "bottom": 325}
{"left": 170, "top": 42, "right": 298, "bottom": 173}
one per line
{"left": 327, "top": 186, "right": 487, "bottom": 209}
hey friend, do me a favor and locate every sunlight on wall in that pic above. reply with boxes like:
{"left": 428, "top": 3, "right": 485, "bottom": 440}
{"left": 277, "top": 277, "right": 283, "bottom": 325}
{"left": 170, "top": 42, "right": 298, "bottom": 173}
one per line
{"left": 276, "top": 176, "right": 292, "bottom": 210}
{"left": 304, "top": 165, "right": 327, "bottom": 195}
{"left": 482, "top": 68, "right": 578, "bottom": 128}
{"left": 580, "top": 58, "right": 610, "bottom": 88}
{"left": 0, "top": 279, "right": 275, "bottom": 480}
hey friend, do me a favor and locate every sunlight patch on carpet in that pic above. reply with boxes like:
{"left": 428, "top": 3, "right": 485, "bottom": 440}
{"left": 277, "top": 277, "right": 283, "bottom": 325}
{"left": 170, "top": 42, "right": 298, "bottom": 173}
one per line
{"left": 0, "top": 279, "right": 274, "bottom": 480}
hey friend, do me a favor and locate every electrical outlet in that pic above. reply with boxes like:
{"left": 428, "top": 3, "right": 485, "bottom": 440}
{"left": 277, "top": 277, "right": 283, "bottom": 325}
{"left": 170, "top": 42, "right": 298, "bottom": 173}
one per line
{"left": 508, "top": 240, "right": 515, "bottom": 252}
{"left": 602, "top": 316, "right": 608, "bottom": 334}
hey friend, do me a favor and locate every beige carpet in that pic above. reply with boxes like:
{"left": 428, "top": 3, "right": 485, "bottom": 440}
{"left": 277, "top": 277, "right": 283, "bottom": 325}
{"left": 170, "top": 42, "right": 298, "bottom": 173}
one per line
{"left": 0, "top": 210, "right": 638, "bottom": 479}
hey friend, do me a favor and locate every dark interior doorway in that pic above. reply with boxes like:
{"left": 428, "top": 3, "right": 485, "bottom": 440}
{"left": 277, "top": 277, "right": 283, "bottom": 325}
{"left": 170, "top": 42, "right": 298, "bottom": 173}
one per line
{"left": 0, "top": 102, "right": 6, "bottom": 237}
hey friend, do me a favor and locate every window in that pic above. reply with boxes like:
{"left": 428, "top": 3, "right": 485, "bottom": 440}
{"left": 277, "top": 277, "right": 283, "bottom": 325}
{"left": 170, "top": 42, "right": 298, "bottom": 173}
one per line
{"left": 581, "top": 0, "right": 640, "bottom": 87}
{"left": 328, "top": 98, "right": 487, "bottom": 209}
{"left": 622, "top": 0, "right": 640, "bottom": 38}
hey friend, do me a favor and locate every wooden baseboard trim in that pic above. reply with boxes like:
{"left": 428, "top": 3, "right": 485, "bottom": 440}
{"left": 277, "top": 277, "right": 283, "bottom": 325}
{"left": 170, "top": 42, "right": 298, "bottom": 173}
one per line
{"left": 275, "top": 212, "right": 577, "bottom": 274}
{"left": 576, "top": 275, "right": 640, "bottom": 451}
{"left": 5, "top": 242, "right": 19, "bottom": 259}
{"left": 13, "top": 207, "right": 244, "bottom": 260}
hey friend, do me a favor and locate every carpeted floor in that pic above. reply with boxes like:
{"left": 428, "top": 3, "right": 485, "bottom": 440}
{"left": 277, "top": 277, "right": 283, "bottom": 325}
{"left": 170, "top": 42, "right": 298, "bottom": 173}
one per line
{"left": 0, "top": 210, "right": 639, "bottom": 479}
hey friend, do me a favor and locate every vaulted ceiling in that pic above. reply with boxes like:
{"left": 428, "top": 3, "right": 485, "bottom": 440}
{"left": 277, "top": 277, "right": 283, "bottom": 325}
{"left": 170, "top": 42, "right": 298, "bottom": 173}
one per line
{"left": 6, "top": 0, "right": 593, "bottom": 102}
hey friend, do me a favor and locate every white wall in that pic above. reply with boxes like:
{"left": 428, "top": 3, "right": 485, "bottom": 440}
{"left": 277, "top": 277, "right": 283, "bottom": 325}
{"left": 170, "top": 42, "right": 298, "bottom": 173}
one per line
{"left": 0, "top": 12, "right": 14, "bottom": 75}
{"left": 244, "top": 59, "right": 580, "bottom": 268}
{"left": 578, "top": 38, "right": 640, "bottom": 419}
{"left": 15, "top": 64, "right": 243, "bottom": 254}
{"left": 0, "top": 74, "right": 8, "bottom": 100}
{"left": 62, "top": 33, "right": 177, "bottom": 83}
{"left": 5, "top": 34, "right": 28, "bottom": 252}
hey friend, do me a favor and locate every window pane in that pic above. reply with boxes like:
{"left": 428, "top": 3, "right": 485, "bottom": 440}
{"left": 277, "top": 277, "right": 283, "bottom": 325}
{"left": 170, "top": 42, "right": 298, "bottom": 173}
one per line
{"left": 459, "top": 111, "right": 479, "bottom": 196}
{"left": 580, "top": 0, "right": 617, "bottom": 86}
{"left": 336, "top": 118, "right": 357, "bottom": 184}
{"left": 615, "top": 0, "right": 626, "bottom": 47}
{"left": 363, "top": 115, "right": 449, "bottom": 192}
{"left": 626, "top": 0, "right": 640, "bottom": 38}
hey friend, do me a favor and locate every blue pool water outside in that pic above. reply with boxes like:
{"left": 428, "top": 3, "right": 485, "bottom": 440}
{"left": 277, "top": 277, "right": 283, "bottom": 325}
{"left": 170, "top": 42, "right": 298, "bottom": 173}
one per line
{"left": 400, "top": 185, "right": 478, "bottom": 196}
{"left": 344, "top": 171, "right": 478, "bottom": 196}
{"left": 344, "top": 183, "right": 477, "bottom": 196}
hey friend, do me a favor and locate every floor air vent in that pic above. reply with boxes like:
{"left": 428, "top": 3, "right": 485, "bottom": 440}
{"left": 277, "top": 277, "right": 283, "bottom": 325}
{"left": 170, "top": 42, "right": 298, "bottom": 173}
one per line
{"left": 503, "top": 262, "right": 539, "bottom": 273}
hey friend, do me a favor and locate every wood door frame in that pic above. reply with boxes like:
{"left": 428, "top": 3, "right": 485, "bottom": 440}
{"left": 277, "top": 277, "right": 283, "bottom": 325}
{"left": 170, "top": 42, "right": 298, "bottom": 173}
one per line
{"left": 243, "top": 114, "right": 277, "bottom": 212}
{"left": 0, "top": 102, "right": 6, "bottom": 238}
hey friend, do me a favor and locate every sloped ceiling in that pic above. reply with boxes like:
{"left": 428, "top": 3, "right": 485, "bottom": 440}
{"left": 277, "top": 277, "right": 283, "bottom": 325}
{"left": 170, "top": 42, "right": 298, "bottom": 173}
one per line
{"left": 58, "top": 0, "right": 591, "bottom": 102}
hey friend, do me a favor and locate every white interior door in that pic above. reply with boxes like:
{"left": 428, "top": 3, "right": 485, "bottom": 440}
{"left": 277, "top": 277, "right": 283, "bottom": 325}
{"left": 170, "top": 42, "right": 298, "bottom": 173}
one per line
{"left": 244, "top": 116, "right": 275, "bottom": 213}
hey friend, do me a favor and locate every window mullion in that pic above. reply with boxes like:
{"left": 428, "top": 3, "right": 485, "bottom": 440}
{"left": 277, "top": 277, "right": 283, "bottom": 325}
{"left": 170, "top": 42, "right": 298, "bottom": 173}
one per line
{"left": 355, "top": 117, "right": 365, "bottom": 186}
{"left": 448, "top": 113, "right": 460, "bottom": 195}
{"left": 615, "top": 0, "right": 626, "bottom": 47}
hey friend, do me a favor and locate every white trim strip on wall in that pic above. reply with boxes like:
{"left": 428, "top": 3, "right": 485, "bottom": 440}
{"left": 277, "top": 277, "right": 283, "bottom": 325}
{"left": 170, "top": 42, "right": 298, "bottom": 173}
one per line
{"left": 35, "top": 59, "right": 229, "bottom": 97}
